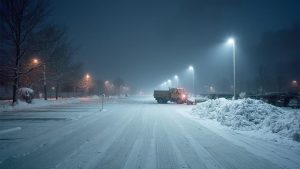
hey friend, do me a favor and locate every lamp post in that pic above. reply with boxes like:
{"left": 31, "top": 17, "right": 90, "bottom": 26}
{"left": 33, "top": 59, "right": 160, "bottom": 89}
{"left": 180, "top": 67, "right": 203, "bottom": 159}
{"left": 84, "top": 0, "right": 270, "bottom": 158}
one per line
{"left": 33, "top": 58, "right": 47, "bottom": 100}
{"left": 167, "top": 79, "right": 172, "bottom": 88}
{"left": 227, "top": 38, "right": 236, "bottom": 100}
{"left": 51, "top": 86, "right": 55, "bottom": 99}
{"left": 163, "top": 82, "right": 167, "bottom": 89}
{"left": 160, "top": 82, "right": 166, "bottom": 89}
{"left": 104, "top": 80, "right": 109, "bottom": 95}
{"left": 292, "top": 80, "right": 298, "bottom": 86}
{"left": 43, "top": 63, "right": 47, "bottom": 100}
{"left": 188, "top": 65, "right": 195, "bottom": 96}
{"left": 174, "top": 75, "right": 179, "bottom": 88}
{"left": 85, "top": 73, "right": 90, "bottom": 94}
{"left": 291, "top": 80, "right": 298, "bottom": 92}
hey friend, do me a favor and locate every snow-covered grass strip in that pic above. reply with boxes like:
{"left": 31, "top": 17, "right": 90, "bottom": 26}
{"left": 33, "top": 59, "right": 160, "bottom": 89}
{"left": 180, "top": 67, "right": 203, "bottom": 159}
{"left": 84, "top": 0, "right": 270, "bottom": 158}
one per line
{"left": 191, "top": 98, "right": 300, "bottom": 142}
{"left": 0, "top": 98, "right": 80, "bottom": 112}
{"left": 0, "top": 127, "right": 22, "bottom": 134}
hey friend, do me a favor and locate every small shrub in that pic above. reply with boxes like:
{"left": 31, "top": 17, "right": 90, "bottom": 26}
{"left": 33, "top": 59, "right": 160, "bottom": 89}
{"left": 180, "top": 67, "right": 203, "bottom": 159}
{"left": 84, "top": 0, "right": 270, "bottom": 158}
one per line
{"left": 17, "top": 87, "right": 34, "bottom": 103}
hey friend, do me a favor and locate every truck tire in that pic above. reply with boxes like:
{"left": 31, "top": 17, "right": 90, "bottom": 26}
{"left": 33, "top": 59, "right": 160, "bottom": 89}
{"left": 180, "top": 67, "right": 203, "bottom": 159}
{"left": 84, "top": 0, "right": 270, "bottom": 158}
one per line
{"left": 157, "top": 98, "right": 163, "bottom": 104}
{"left": 163, "top": 99, "right": 168, "bottom": 104}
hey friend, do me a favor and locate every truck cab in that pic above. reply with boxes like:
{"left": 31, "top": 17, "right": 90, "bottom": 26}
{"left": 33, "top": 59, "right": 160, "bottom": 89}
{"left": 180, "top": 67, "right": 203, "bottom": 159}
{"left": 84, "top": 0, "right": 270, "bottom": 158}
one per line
{"left": 154, "top": 88, "right": 188, "bottom": 104}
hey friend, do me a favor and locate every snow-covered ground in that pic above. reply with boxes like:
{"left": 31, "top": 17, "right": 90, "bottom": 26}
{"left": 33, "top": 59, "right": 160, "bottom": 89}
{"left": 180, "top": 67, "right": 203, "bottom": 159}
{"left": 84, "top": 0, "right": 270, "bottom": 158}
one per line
{"left": 0, "top": 96, "right": 299, "bottom": 169}
{"left": 0, "top": 97, "right": 80, "bottom": 112}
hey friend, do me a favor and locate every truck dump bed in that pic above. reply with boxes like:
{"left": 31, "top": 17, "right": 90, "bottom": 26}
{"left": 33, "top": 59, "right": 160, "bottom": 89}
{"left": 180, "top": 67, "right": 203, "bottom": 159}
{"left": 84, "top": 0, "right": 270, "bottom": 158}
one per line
{"left": 153, "top": 90, "right": 170, "bottom": 98}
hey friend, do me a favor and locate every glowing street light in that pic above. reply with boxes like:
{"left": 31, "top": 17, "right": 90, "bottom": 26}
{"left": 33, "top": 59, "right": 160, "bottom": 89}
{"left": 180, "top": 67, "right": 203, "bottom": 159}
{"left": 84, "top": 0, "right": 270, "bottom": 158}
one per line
{"left": 292, "top": 80, "right": 298, "bottom": 86}
{"left": 84, "top": 73, "right": 91, "bottom": 94}
{"left": 160, "top": 82, "right": 167, "bottom": 89}
{"left": 291, "top": 80, "right": 299, "bottom": 92}
{"left": 174, "top": 75, "right": 179, "bottom": 87}
{"left": 227, "top": 37, "right": 236, "bottom": 100}
{"left": 163, "top": 82, "right": 167, "bottom": 88}
{"left": 32, "top": 58, "right": 39, "bottom": 64}
{"left": 104, "top": 80, "right": 112, "bottom": 95}
{"left": 227, "top": 38, "right": 235, "bottom": 45}
{"left": 188, "top": 65, "right": 195, "bottom": 95}
{"left": 86, "top": 73, "right": 90, "bottom": 79}
{"left": 167, "top": 79, "right": 172, "bottom": 88}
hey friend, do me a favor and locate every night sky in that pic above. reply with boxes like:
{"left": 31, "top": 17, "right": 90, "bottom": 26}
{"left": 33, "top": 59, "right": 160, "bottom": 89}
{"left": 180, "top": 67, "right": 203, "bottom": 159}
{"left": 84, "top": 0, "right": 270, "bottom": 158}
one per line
{"left": 51, "top": 0, "right": 300, "bottom": 93}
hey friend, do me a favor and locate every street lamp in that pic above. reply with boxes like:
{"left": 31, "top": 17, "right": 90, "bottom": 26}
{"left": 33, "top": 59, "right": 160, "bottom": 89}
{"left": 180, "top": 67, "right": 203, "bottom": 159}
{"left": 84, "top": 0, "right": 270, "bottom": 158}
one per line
{"left": 32, "top": 58, "right": 47, "bottom": 100}
{"left": 85, "top": 73, "right": 91, "bottom": 94}
{"left": 291, "top": 80, "right": 298, "bottom": 92}
{"left": 174, "top": 75, "right": 179, "bottom": 88}
{"left": 160, "top": 83, "right": 164, "bottom": 89}
{"left": 33, "top": 58, "right": 39, "bottom": 64}
{"left": 167, "top": 79, "right": 172, "bottom": 88}
{"left": 51, "top": 86, "right": 55, "bottom": 99}
{"left": 188, "top": 65, "right": 195, "bottom": 96}
{"left": 160, "top": 82, "right": 165, "bottom": 89}
{"left": 227, "top": 37, "right": 236, "bottom": 100}
{"left": 86, "top": 73, "right": 90, "bottom": 80}
{"left": 104, "top": 80, "right": 111, "bottom": 95}
{"left": 292, "top": 80, "right": 298, "bottom": 86}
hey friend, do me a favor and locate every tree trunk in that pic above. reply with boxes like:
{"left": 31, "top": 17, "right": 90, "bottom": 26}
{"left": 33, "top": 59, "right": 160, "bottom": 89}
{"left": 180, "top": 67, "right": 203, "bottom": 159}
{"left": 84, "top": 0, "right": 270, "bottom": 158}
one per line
{"left": 12, "top": 78, "right": 18, "bottom": 105}
{"left": 12, "top": 45, "right": 20, "bottom": 105}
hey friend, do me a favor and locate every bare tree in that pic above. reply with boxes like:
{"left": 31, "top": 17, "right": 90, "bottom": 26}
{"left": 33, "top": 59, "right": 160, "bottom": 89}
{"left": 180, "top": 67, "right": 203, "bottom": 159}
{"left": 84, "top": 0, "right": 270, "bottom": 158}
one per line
{"left": 0, "top": 0, "right": 48, "bottom": 104}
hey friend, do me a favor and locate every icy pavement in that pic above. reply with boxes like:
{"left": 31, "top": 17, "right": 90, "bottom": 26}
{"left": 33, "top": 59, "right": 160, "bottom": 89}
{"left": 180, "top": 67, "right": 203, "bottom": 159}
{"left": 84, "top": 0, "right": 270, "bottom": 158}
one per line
{"left": 0, "top": 96, "right": 299, "bottom": 169}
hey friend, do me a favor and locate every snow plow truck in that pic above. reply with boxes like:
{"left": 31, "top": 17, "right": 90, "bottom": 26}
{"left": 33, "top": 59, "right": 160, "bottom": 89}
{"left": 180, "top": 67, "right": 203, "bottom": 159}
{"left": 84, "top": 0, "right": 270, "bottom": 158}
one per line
{"left": 154, "top": 88, "right": 195, "bottom": 104}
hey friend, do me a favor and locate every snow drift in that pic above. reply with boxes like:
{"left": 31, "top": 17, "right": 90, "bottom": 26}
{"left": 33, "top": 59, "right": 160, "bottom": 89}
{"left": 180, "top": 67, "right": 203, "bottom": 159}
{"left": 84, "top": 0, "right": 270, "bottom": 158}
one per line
{"left": 192, "top": 98, "right": 300, "bottom": 142}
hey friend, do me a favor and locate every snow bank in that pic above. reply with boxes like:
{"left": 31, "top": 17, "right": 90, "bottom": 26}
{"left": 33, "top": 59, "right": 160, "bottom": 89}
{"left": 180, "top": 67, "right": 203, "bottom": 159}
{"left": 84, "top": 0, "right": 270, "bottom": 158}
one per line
{"left": 17, "top": 87, "right": 34, "bottom": 103}
{"left": 17, "top": 87, "right": 34, "bottom": 95}
{"left": 0, "top": 98, "right": 80, "bottom": 112}
{"left": 192, "top": 98, "right": 300, "bottom": 142}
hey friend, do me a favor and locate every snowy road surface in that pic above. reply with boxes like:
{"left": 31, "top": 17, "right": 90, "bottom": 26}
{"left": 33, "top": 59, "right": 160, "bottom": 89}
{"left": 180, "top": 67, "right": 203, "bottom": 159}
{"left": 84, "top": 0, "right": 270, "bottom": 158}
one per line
{"left": 0, "top": 97, "right": 299, "bottom": 169}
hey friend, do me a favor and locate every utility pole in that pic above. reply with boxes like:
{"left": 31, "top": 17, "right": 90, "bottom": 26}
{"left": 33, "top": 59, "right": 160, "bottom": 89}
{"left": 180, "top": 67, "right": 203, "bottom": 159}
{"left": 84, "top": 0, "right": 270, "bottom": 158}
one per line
{"left": 43, "top": 63, "right": 47, "bottom": 100}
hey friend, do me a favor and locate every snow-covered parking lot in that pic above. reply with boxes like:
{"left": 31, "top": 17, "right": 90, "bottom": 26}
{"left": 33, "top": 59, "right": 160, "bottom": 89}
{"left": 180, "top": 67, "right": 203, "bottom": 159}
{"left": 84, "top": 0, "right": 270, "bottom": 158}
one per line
{"left": 0, "top": 96, "right": 299, "bottom": 169}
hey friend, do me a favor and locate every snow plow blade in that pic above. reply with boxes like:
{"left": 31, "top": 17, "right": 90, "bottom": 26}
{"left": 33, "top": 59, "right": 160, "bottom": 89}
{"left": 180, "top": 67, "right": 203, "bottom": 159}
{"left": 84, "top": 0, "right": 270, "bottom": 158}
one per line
{"left": 186, "top": 99, "right": 196, "bottom": 105}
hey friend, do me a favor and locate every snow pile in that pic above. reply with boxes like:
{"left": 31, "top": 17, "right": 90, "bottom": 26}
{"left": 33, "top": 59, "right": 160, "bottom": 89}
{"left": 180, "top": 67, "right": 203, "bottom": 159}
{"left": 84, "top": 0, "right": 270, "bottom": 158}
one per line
{"left": 192, "top": 98, "right": 300, "bottom": 141}
{"left": 0, "top": 98, "right": 80, "bottom": 112}
{"left": 17, "top": 87, "right": 34, "bottom": 103}
{"left": 17, "top": 87, "right": 34, "bottom": 95}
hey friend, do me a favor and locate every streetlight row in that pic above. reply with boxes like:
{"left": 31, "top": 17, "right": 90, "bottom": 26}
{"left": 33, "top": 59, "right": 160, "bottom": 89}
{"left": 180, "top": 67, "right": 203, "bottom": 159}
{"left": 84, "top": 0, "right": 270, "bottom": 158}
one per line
{"left": 159, "top": 37, "right": 236, "bottom": 98}
{"left": 160, "top": 65, "right": 194, "bottom": 94}
{"left": 32, "top": 57, "right": 93, "bottom": 97}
